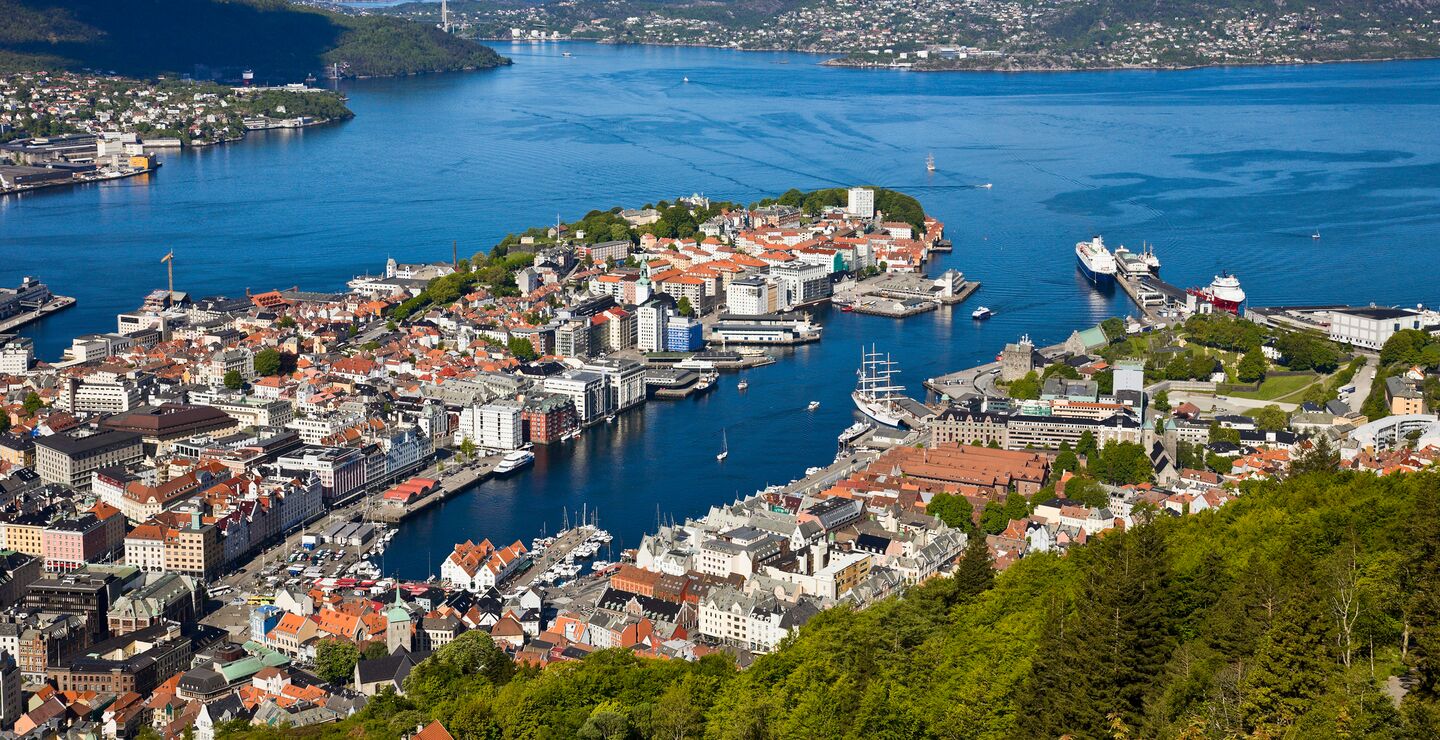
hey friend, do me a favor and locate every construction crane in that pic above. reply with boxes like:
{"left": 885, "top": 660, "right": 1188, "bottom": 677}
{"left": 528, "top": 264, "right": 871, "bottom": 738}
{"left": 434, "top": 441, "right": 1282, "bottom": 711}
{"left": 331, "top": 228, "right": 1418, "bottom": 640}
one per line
{"left": 160, "top": 250, "right": 175, "bottom": 301}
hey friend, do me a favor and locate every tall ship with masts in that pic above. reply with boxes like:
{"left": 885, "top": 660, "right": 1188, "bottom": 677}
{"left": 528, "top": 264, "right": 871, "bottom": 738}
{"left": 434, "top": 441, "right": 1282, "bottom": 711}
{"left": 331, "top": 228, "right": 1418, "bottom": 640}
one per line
{"left": 852, "top": 346, "right": 906, "bottom": 427}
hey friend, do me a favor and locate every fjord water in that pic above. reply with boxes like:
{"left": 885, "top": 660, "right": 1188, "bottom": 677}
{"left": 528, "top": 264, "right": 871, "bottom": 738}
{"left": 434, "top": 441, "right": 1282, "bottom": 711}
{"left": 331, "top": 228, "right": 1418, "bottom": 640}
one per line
{"left": 4, "top": 45, "right": 1439, "bottom": 576}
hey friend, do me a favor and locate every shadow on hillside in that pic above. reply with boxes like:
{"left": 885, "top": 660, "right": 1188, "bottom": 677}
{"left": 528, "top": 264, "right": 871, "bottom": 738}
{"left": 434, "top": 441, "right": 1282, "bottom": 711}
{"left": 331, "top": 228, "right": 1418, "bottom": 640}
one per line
{"left": 6, "top": 0, "right": 344, "bottom": 81}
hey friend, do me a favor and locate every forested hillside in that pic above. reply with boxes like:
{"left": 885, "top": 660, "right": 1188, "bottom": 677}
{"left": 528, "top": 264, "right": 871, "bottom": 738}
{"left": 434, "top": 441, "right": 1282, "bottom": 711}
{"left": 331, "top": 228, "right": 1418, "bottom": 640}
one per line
{"left": 0, "top": 0, "right": 508, "bottom": 80}
{"left": 218, "top": 469, "right": 1440, "bottom": 738}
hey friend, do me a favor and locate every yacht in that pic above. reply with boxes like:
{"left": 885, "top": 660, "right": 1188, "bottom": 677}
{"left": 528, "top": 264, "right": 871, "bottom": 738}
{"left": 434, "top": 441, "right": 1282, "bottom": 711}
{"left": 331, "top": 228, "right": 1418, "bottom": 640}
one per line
{"left": 838, "top": 421, "right": 871, "bottom": 446}
{"left": 716, "top": 429, "right": 729, "bottom": 461}
{"left": 971, "top": 306, "right": 993, "bottom": 320}
{"left": 494, "top": 449, "right": 534, "bottom": 476}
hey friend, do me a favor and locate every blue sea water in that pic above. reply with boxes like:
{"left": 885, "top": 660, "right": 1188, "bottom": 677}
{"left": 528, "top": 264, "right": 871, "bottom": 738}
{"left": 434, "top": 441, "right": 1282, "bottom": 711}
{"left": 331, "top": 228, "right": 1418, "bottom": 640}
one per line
{"left": 3, "top": 44, "right": 1439, "bottom": 576}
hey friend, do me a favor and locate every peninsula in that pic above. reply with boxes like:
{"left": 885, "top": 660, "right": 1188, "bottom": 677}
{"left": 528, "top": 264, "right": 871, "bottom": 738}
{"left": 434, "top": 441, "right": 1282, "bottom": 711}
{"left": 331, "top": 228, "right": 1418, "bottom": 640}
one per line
{"left": 1, "top": 183, "right": 1439, "bottom": 739}
{"left": 0, "top": 0, "right": 510, "bottom": 81}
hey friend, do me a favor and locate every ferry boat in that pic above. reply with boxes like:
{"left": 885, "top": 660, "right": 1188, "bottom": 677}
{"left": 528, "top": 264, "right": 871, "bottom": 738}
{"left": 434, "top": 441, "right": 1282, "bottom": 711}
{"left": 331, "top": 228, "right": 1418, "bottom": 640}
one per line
{"left": 971, "top": 306, "right": 993, "bottom": 320}
{"left": 494, "top": 449, "right": 534, "bottom": 476}
{"left": 838, "top": 421, "right": 871, "bottom": 447}
{"left": 1075, "top": 236, "right": 1118, "bottom": 286}
{"left": 851, "top": 346, "right": 907, "bottom": 427}
{"left": 1186, "top": 273, "right": 1247, "bottom": 315}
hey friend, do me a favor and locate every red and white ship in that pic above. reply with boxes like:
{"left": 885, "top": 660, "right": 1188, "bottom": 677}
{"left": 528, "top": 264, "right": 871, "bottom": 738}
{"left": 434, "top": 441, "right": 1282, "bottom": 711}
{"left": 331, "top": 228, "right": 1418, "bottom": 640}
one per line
{"left": 1187, "top": 272, "right": 1246, "bottom": 314}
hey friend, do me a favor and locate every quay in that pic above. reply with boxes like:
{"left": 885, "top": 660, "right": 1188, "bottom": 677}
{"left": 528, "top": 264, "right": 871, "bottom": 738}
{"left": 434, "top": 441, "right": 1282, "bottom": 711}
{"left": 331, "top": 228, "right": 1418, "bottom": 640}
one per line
{"left": 1114, "top": 272, "right": 1182, "bottom": 321}
{"left": 850, "top": 297, "right": 938, "bottom": 318}
{"left": 832, "top": 269, "right": 980, "bottom": 319}
{"left": 0, "top": 295, "right": 76, "bottom": 332}
{"left": 367, "top": 452, "right": 502, "bottom": 523}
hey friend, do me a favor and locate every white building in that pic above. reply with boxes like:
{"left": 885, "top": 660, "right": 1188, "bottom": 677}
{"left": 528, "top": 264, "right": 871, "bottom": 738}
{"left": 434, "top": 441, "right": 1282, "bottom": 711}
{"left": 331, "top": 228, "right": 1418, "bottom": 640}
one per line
{"left": 636, "top": 299, "right": 669, "bottom": 353}
{"left": 846, "top": 187, "right": 875, "bottom": 219}
{"left": 543, "top": 371, "right": 608, "bottom": 425}
{"left": 455, "top": 400, "right": 524, "bottom": 451}
{"left": 770, "top": 262, "right": 832, "bottom": 309}
{"left": 1327, "top": 307, "right": 1434, "bottom": 350}
{"left": 0, "top": 336, "right": 33, "bottom": 374}
{"left": 725, "top": 276, "right": 775, "bottom": 316}
{"left": 580, "top": 358, "right": 647, "bottom": 414}
{"left": 56, "top": 372, "right": 143, "bottom": 414}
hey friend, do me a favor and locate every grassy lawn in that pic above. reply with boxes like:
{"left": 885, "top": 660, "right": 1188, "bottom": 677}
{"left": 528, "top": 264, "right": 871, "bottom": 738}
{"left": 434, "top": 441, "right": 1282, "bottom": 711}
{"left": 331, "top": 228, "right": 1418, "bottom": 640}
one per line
{"left": 1227, "top": 372, "right": 1321, "bottom": 401}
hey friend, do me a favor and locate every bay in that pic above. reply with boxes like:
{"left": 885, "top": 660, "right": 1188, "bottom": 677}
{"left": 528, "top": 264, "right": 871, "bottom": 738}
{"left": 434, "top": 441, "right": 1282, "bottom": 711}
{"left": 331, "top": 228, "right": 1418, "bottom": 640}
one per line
{"left": 3, "top": 43, "right": 1438, "bottom": 577}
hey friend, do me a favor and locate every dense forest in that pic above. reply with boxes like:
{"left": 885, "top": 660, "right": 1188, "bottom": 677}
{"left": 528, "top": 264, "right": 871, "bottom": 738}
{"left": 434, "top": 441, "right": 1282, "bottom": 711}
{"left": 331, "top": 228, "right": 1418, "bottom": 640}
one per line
{"left": 0, "top": 0, "right": 508, "bottom": 80}
{"left": 219, "top": 469, "right": 1440, "bottom": 738}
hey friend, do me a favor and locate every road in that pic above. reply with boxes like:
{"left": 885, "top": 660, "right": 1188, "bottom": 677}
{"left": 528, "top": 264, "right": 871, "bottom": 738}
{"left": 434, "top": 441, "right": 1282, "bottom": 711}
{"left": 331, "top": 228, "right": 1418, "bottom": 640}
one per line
{"left": 1348, "top": 355, "right": 1379, "bottom": 414}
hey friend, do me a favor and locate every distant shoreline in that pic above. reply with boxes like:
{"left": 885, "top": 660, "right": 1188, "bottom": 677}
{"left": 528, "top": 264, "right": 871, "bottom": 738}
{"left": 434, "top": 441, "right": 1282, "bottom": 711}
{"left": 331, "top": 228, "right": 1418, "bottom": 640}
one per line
{"left": 483, "top": 36, "right": 1440, "bottom": 73}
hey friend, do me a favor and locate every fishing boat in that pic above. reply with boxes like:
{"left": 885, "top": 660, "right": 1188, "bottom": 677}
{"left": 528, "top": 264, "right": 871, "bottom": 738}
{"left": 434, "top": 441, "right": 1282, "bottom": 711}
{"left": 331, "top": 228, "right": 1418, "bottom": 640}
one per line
{"left": 716, "top": 429, "right": 728, "bottom": 461}
{"left": 971, "top": 306, "right": 993, "bottom": 320}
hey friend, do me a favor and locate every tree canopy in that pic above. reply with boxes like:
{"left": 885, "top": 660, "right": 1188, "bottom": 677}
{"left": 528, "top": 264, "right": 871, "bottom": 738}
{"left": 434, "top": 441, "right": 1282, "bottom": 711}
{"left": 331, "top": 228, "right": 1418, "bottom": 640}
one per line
{"left": 220, "top": 471, "right": 1440, "bottom": 740}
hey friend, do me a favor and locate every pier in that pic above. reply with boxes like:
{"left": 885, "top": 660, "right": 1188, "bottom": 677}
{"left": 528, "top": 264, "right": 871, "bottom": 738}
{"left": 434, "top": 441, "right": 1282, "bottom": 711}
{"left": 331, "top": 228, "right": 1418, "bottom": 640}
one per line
{"left": 833, "top": 270, "right": 980, "bottom": 319}
{"left": 367, "top": 453, "right": 501, "bottom": 523}
{"left": 1115, "top": 272, "right": 1184, "bottom": 322}
{"left": 511, "top": 525, "right": 603, "bottom": 590}
{"left": 0, "top": 295, "right": 76, "bottom": 333}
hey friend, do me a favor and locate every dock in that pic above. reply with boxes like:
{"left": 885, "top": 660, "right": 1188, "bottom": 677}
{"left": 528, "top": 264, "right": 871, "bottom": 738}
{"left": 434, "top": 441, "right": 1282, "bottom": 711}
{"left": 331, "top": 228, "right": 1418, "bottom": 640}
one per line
{"left": 0, "top": 295, "right": 76, "bottom": 333}
{"left": 833, "top": 271, "right": 981, "bottom": 319}
{"left": 1114, "top": 273, "right": 1183, "bottom": 321}
{"left": 367, "top": 453, "right": 501, "bottom": 523}
{"left": 511, "top": 525, "right": 604, "bottom": 590}
{"left": 851, "top": 298, "right": 937, "bottom": 318}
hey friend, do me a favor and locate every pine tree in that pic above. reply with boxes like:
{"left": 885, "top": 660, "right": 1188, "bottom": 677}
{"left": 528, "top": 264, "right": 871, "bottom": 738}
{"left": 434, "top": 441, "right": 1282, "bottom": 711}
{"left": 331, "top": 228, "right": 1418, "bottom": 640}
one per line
{"left": 1240, "top": 577, "right": 1334, "bottom": 734}
{"left": 952, "top": 531, "right": 994, "bottom": 599}
{"left": 1406, "top": 477, "right": 1440, "bottom": 700}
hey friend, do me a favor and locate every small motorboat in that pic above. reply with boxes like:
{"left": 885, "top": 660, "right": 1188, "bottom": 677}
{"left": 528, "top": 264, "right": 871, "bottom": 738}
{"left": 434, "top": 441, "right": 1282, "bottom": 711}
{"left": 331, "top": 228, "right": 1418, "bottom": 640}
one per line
{"left": 737, "top": 379, "right": 748, "bottom": 390}
{"left": 807, "top": 401, "right": 820, "bottom": 411}
{"left": 971, "top": 306, "right": 993, "bottom": 320}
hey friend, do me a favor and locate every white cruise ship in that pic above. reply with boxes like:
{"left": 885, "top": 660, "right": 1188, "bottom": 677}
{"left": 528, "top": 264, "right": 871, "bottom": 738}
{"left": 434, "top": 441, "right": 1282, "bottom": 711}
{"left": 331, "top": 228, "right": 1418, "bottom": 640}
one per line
{"left": 1075, "top": 236, "right": 1118, "bottom": 286}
